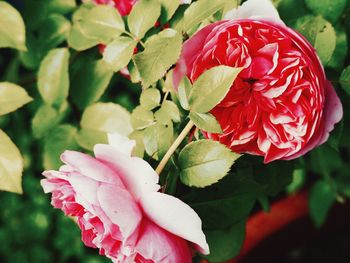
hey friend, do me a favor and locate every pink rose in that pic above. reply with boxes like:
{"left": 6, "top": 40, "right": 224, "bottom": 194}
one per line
{"left": 41, "top": 134, "right": 209, "bottom": 262}
{"left": 174, "top": 0, "right": 343, "bottom": 163}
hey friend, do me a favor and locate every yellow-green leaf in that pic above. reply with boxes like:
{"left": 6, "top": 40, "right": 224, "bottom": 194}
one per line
{"left": 0, "top": 1, "right": 26, "bottom": 50}
{"left": 0, "top": 82, "right": 32, "bottom": 116}
{"left": 0, "top": 129, "right": 23, "bottom": 194}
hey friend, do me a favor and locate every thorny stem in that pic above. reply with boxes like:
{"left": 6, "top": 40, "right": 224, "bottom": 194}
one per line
{"left": 155, "top": 120, "right": 194, "bottom": 175}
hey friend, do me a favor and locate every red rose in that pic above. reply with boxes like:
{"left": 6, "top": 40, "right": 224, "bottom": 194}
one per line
{"left": 92, "top": 0, "right": 137, "bottom": 16}
{"left": 174, "top": 19, "right": 343, "bottom": 163}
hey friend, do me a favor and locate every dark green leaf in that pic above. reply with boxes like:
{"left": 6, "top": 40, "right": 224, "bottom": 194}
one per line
{"left": 309, "top": 180, "right": 336, "bottom": 227}
{"left": 340, "top": 65, "right": 350, "bottom": 95}
{"left": 305, "top": 0, "right": 347, "bottom": 24}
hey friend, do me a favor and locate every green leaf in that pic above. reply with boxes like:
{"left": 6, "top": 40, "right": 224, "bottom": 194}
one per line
{"left": 340, "top": 65, "right": 350, "bottom": 95}
{"left": 71, "top": 59, "right": 113, "bottom": 110}
{"left": 38, "top": 14, "right": 71, "bottom": 50}
{"left": 31, "top": 102, "right": 69, "bottom": 139}
{"left": 143, "top": 122, "right": 174, "bottom": 159}
{"left": 67, "top": 26, "right": 100, "bottom": 51}
{"left": 75, "top": 129, "right": 108, "bottom": 151}
{"left": 180, "top": 0, "right": 226, "bottom": 33}
{"left": 327, "top": 26, "right": 348, "bottom": 71}
{"left": 134, "top": 29, "right": 182, "bottom": 87}
{"left": 103, "top": 36, "right": 137, "bottom": 72}
{"left": 0, "top": 129, "right": 23, "bottom": 194}
{"left": 0, "top": 82, "right": 33, "bottom": 116}
{"left": 140, "top": 88, "right": 161, "bottom": 110}
{"left": 203, "top": 221, "right": 246, "bottom": 261}
{"left": 129, "top": 130, "right": 145, "bottom": 157}
{"left": 295, "top": 15, "right": 336, "bottom": 65}
{"left": 43, "top": 125, "right": 79, "bottom": 170}
{"left": 128, "top": 0, "right": 161, "bottom": 39}
{"left": 130, "top": 106, "right": 155, "bottom": 130}
{"left": 178, "top": 140, "right": 240, "bottom": 188}
{"left": 81, "top": 102, "right": 133, "bottom": 136}
{"left": 32, "top": 104, "right": 59, "bottom": 139}
{"left": 189, "top": 112, "right": 222, "bottom": 133}
{"left": 78, "top": 5, "right": 125, "bottom": 43}
{"left": 0, "top": 1, "right": 26, "bottom": 50}
{"left": 177, "top": 75, "right": 192, "bottom": 110}
{"left": 38, "top": 48, "right": 70, "bottom": 108}
{"left": 47, "top": 0, "right": 77, "bottom": 14}
{"left": 305, "top": 0, "right": 347, "bottom": 24}
{"left": 155, "top": 100, "right": 181, "bottom": 124}
{"left": 189, "top": 66, "right": 241, "bottom": 113}
{"left": 309, "top": 180, "right": 336, "bottom": 227}
{"left": 158, "top": 0, "right": 181, "bottom": 22}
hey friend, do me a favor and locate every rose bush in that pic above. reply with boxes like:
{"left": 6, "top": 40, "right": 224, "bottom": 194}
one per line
{"left": 174, "top": 0, "right": 343, "bottom": 163}
{"left": 41, "top": 134, "right": 209, "bottom": 262}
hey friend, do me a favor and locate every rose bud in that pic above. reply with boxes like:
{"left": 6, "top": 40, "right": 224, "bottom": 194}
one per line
{"left": 41, "top": 134, "right": 209, "bottom": 262}
{"left": 174, "top": 0, "right": 343, "bottom": 163}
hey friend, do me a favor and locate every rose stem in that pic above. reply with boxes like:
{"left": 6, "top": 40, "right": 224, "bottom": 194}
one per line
{"left": 228, "top": 190, "right": 309, "bottom": 263}
{"left": 155, "top": 120, "right": 194, "bottom": 175}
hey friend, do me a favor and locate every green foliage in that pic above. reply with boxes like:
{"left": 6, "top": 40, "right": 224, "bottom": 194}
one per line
{"left": 178, "top": 140, "right": 241, "bottom": 187}
{"left": 340, "top": 65, "right": 350, "bottom": 94}
{"left": 140, "top": 88, "right": 161, "bottom": 110}
{"left": 134, "top": 29, "right": 182, "bottom": 87}
{"left": 128, "top": 0, "right": 161, "bottom": 39}
{"left": 0, "top": 82, "right": 32, "bottom": 116}
{"left": 305, "top": 0, "right": 347, "bottom": 24}
{"left": 38, "top": 48, "right": 70, "bottom": 108}
{"left": 189, "top": 66, "right": 241, "bottom": 113}
{"left": 0, "top": 1, "right": 26, "bottom": 50}
{"left": 309, "top": 180, "right": 337, "bottom": 227}
{"left": 0, "top": 130, "right": 23, "bottom": 194}
{"left": 189, "top": 112, "right": 222, "bottom": 134}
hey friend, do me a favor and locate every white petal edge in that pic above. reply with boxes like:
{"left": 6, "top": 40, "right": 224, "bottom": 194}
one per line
{"left": 224, "top": 0, "right": 284, "bottom": 25}
{"left": 140, "top": 192, "right": 209, "bottom": 255}
{"left": 108, "top": 133, "right": 136, "bottom": 156}
{"left": 94, "top": 144, "right": 160, "bottom": 200}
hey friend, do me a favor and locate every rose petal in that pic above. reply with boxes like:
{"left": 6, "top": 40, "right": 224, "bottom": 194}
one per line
{"left": 135, "top": 219, "right": 192, "bottom": 263}
{"left": 139, "top": 192, "right": 209, "bottom": 255}
{"left": 107, "top": 133, "right": 136, "bottom": 156}
{"left": 94, "top": 144, "right": 160, "bottom": 200}
{"left": 97, "top": 184, "right": 142, "bottom": 240}
{"left": 61, "top": 151, "right": 125, "bottom": 186}
{"left": 224, "top": 0, "right": 284, "bottom": 25}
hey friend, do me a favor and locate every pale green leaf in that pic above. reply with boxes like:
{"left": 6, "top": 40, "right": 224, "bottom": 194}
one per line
{"left": 158, "top": 0, "right": 181, "bottom": 22}
{"left": 179, "top": 140, "right": 240, "bottom": 188}
{"left": 71, "top": 59, "right": 113, "bottom": 109}
{"left": 155, "top": 100, "right": 181, "bottom": 124}
{"left": 309, "top": 180, "right": 336, "bottom": 227}
{"left": 180, "top": 0, "right": 226, "bottom": 32}
{"left": 81, "top": 102, "right": 133, "bottom": 136}
{"left": 140, "top": 88, "right": 161, "bottom": 110}
{"left": 131, "top": 106, "right": 155, "bottom": 130}
{"left": 68, "top": 26, "right": 100, "bottom": 51}
{"left": 0, "top": 82, "right": 32, "bottom": 116}
{"left": 78, "top": 5, "right": 125, "bottom": 43}
{"left": 177, "top": 75, "right": 192, "bottom": 110}
{"left": 103, "top": 36, "right": 136, "bottom": 72}
{"left": 189, "top": 112, "right": 222, "bottom": 134}
{"left": 128, "top": 0, "right": 161, "bottom": 39}
{"left": 134, "top": 29, "right": 182, "bottom": 87}
{"left": 38, "top": 48, "right": 70, "bottom": 107}
{"left": 44, "top": 125, "right": 79, "bottom": 170}
{"left": 0, "top": 1, "right": 26, "bottom": 50}
{"left": 295, "top": 15, "right": 336, "bottom": 65}
{"left": 75, "top": 129, "right": 108, "bottom": 151}
{"left": 129, "top": 130, "right": 145, "bottom": 158}
{"left": 0, "top": 129, "right": 23, "bottom": 194}
{"left": 32, "top": 104, "right": 59, "bottom": 139}
{"left": 189, "top": 66, "right": 241, "bottom": 113}
{"left": 143, "top": 122, "right": 173, "bottom": 159}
